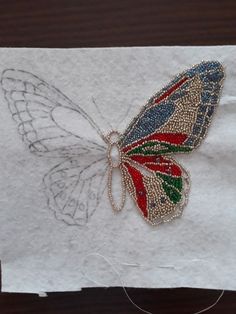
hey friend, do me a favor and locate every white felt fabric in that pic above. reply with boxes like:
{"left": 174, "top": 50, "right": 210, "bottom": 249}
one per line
{"left": 0, "top": 47, "right": 235, "bottom": 293}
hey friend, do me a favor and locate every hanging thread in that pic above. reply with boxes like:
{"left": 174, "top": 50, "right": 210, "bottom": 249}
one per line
{"left": 82, "top": 253, "right": 224, "bottom": 314}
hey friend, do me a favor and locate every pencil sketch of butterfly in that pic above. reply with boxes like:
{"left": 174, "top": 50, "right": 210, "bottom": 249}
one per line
{"left": 1, "top": 61, "right": 224, "bottom": 226}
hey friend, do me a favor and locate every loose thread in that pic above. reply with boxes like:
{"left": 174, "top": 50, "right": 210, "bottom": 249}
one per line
{"left": 82, "top": 253, "right": 152, "bottom": 314}
{"left": 192, "top": 290, "right": 224, "bottom": 314}
{"left": 82, "top": 253, "right": 224, "bottom": 314}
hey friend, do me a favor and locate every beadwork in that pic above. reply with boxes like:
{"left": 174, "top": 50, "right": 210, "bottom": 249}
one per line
{"left": 2, "top": 62, "right": 225, "bottom": 227}
{"left": 107, "top": 61, "right": 224, "bottom": 225}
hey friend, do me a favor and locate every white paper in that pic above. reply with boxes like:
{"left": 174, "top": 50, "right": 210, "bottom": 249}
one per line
{"left": 0, "top": 46, "right": 235, "bottom": 293}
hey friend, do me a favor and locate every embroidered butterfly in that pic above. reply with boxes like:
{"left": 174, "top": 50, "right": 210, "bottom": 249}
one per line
{"left": 1, "top": 61, "right": 224, "bottom": 226}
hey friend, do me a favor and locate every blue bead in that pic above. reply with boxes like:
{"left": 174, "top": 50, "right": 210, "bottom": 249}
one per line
{"left": 200, "top": 127, "right": 206, "bottom": 138}
{"left": 122, "top": 102, "right": 175, "bottom": 146}
{"left": 192, "top": 125, "right": 201, "bottom": 135}
{"left": 207, "top": 106, "right": 214, "bottom": 117}
{"left": 201, "top": 91, "right": 211, "bottom": 103}
{"left": 210, "top": 95, "right": 218, "bottom": 104}
{"left": 185, "top": 137, "right": 195, "bottom": 146}
{"left": 199, "top": 105, "right": 208, "bottom": 114}
{"left": 196, "top": 115, "right": 204, "bottom": 125}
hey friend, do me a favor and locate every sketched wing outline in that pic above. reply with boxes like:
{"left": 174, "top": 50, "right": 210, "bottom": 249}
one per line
{"left": 43, "top": 157, "right": 108, "bottom": 226}
{"left": 1, "top": 69, "right": 108, "bottom": 225}
{"left": 1, "top": 69, "right": 106, "bottom": 157}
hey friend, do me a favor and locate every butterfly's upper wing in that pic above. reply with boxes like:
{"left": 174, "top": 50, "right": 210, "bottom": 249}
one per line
{"left": 120, "top": 61, "right": 224, "bottom": 224}
{"left": 120, "top": 61, "right": 224, "bottom": 154}
{"left": 1, "top": 69, "right": 106, "bottom": 157}
{"left": 44, "top": 156, "right": 108, "bottom": 225}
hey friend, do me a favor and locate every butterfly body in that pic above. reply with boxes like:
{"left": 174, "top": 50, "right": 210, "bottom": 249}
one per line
{"left": 2, "top": 61, "right": 224, "bottom": 226}
{"left": 106, "top": 131, "right": 122, "bottom": 168}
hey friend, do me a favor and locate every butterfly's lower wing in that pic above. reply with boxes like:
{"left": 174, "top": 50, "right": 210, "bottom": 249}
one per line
{"left": 1, "top": 69, "right": 105, "bottom": 157}
{"left": 44, "top": 156, "right": 108, "bottom": 226}
{"left": 122, "top": 156, "right": 189, "bottom": 225}
{"left": 120, "top": 61, "right": 224, "bottom": 153}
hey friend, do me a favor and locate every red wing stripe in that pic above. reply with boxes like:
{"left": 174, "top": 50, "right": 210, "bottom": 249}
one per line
{"left": 154, "top": 77, "right": 188, "bottom": 104}
{"left": 128, "top": 155, "right": 182, "bottom": 177}
{"left": 123, "top": 133, "right": 188, "bottom": 153}
{"left": 144, "top": 162, "right": 182, "bottom": 177}
{"left": 143, "top": 133, "right": 188, "bottom": 144}
{"left": 129, "top": 155, "right": 164, "bottom": 164}
{"left": 124, "top": 162, "right": 148, "bottom": 217}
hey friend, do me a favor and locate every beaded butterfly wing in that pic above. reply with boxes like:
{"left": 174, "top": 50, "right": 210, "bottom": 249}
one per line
{"left": 115, "top": 61, "right": 224, "bottom": 225}
{"left": 1, "top": 61, "right": 224, "bottom": 226}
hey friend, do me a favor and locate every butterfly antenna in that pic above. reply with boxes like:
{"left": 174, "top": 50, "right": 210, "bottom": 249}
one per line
{"left": 91, "top": 97, "right": 113, "bottom": 131}
{"left": 116, "top": 102, "right": 132, "bottom": 130}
